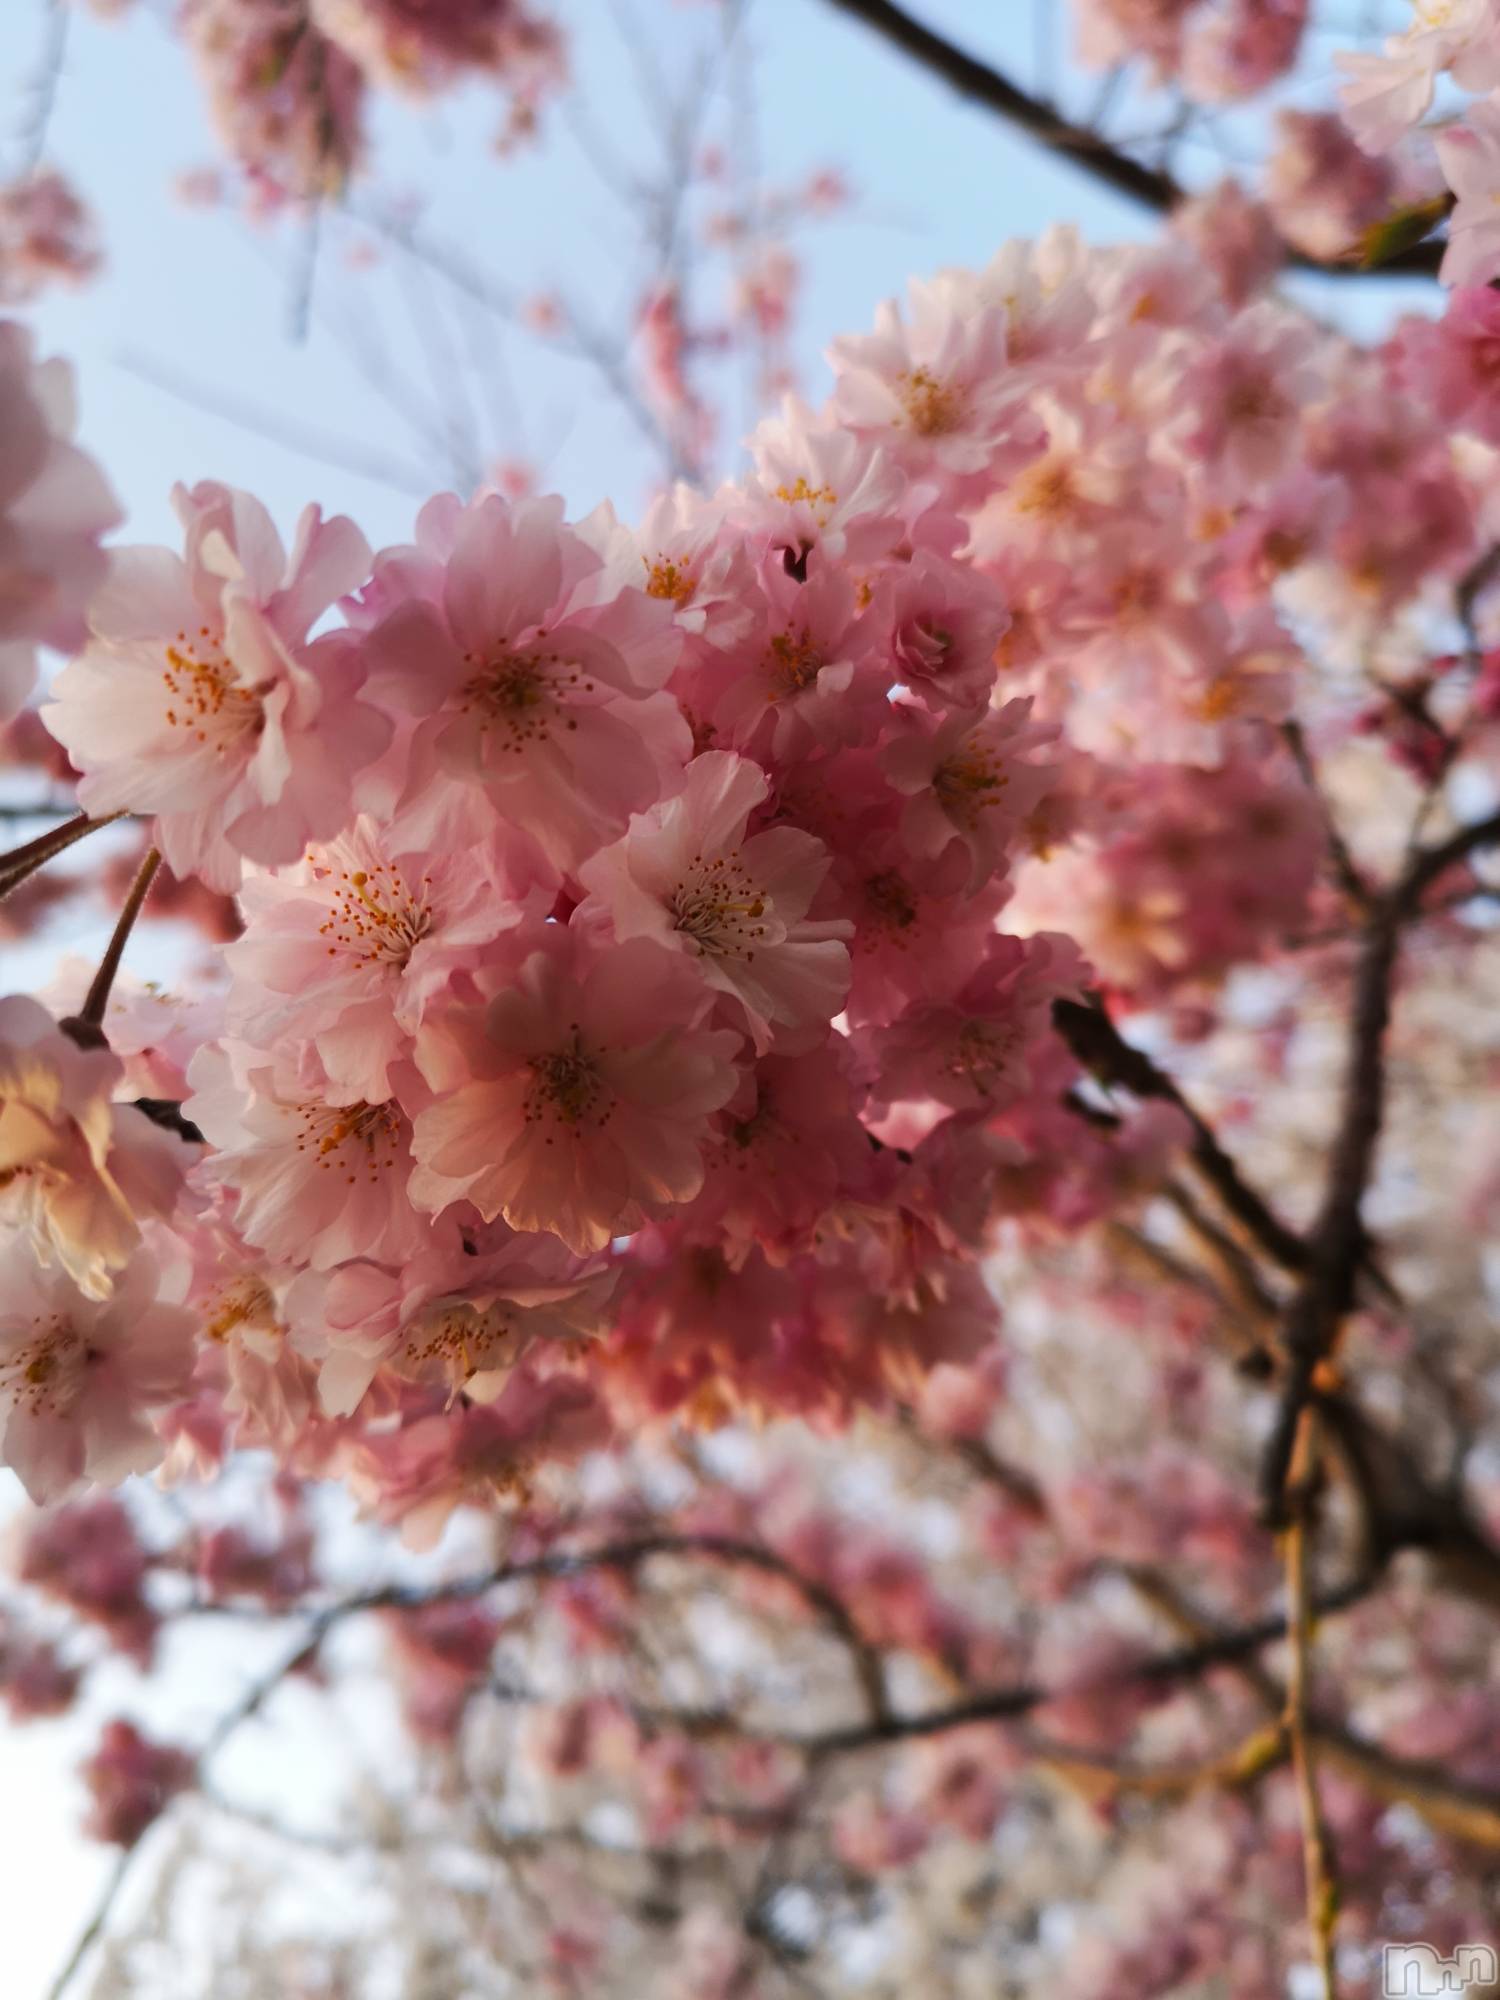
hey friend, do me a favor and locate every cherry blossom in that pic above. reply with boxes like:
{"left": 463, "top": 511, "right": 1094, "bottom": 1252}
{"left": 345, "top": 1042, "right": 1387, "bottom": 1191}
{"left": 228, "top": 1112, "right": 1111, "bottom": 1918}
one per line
{"left": 1436, "top": 93, "right": 1500, "bottom": 285}
{"left": 44, "top": 481, "right": 388, "bottom": 891}
{"left": 1337, "top": 0, "right": 1500, "bottom": 153}
{"left": 0, "top": 321, "right": 119, "bottom": 720}
{"left": 412, "top": 927, "right": 743, "bottom": 1251}
{"left": 0, "top": 1243, "right": 194, "bottom": 1502}
{"left": 357, "top": 491, "right": 688, "bottom": 869}
{"left": 576, "top": 750, "right": 851, "bottom": 1051}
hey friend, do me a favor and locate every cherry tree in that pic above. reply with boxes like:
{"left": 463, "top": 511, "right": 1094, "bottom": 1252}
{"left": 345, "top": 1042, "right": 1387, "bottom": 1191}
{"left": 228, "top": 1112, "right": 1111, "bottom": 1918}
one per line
{"left": 5, "top": 5, "right": 1500, "bottom": 1997}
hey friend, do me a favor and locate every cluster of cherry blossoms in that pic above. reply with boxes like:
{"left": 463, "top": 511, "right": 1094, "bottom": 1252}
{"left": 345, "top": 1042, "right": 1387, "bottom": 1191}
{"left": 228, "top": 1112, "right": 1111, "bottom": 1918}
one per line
{"left": 170, "top": 0, "right": 564, "bottom": 201}
{"left": 1333, "top": 0, "right": 1500, "bottom": 283}
{"left": 7, "top": 156, "right": 1500, "bottom": 1530}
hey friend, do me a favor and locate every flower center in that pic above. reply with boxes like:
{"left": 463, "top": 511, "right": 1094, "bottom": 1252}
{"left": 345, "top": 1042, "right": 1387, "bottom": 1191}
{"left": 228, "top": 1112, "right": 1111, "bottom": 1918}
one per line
{"left": 459, "top": 647, "right": 595, "bottom": 749}
{"left": 644, "top": 556, "right": 696, "bottom": 605}
{"left": 766, "top": 628, "right": 824, "bottom": 700}
{"left": 945, "top": 1019, "right": 1020, "bottom": 1098}
{"left": 773, "top": 476, "right": 838, "bottom": 523}
{"left": 161, "top": 628, "right": 262, "bottom": 752}
{"left": 898, "top": 366, "right": 964, "bottom": 437}
{"left": 203, "top": 1278, "right": 276, "bottom": 1344}
{"left": 293, "top": 1101, "right": 404, "bottom": 1184}
{"left": 1012, "top": 457, "right": 1080, "bottom": 520}
{"left": 1224, "top": 374, "right": 1284, "bottom": 427}
{"left": 401, "top": 1300, "right": 526, "bottom": 1390}
{"left": 670, "top": 853, "right": 769, "bottom": 958}
{"left": 524, "top": 1037, "right": 611, "bottom": 1132}
{"left": 934, "top": 740, "right": 1009, "bottom": 829}
{"left": 319, "top": 858, "right": 433, "bottom": 967}
{"left": 863, "top": 868, "right": 919, "bottom": 938}
{"left": 0, "top": 1314, "right": 85, "bottom": 1416}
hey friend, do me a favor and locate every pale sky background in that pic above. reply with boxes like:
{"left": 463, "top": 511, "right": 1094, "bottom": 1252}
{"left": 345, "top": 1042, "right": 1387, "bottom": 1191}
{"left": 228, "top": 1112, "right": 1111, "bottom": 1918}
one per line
{"left": 0, "top": 1, "right": 1436, "bottom": 1993}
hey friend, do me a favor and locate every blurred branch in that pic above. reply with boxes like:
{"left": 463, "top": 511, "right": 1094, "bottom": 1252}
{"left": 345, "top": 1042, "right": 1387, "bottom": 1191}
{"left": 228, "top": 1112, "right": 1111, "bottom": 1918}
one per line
{"left": 13, "top": 0, "right": 69, "bottom": 179}
{"left": 1053, "top": 994, "right": 1310, "bottom": 1276}
{"left": 72, "top": 845, "right": 160, "bottom": 1035}
{"left": 118, "top": 347, "right": 437, "bottom": 498}
{"left": 1282, "top": 719, "right": 1372, "bottom": 912}
{"left": 818, "top": 0, "right": 1446, "bottom": 278}
{"left": 1262, "top": 805, "right": 1500, "bottom": 1522}
{"left": 44, "top": 1849, "right": 131, "bottom": 2000}
{"left": 0, "top": 810, "right": 123, "bottom": 903}
{"left": 1284, "top": 1410, "right": 1340, "bottom": 1999}
{"left": 796, "top": 1566, "right": 1381, "bottom": 1757}
{"left": 0, "top": 800, "right": 77, "bottom": 819}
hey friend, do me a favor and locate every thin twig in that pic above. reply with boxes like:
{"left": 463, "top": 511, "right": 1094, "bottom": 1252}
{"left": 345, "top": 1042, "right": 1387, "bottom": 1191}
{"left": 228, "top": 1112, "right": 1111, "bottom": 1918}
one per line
{"left": 0, "top": 810, "right": 123, "bottom": 903}
{"left": 1282, "top": 719, "right": 1371, "bottom": 910}
{"left": 44, "top": 1849, "right": 132, "bottom": 2000}
{"left": 118, "top": 347, "right": 436, "bottom": 498}
{"left": 75, "top": 846, "right": 160, "bottom": 1032}
{"left": 14, "top": 0, "right": 69, "bottom": 179}
{"left": 1284, "top": 1409, "right": 1339, "bottom": 1999}
{"left": 818, "top": 0, "right": 1445, "bottom": 278}
{"left": 1053, "top": 995, "right": 1309, "bottom": 1276}
{"left": 1262, "top": 805, "right": 1500, "bottom": 1520}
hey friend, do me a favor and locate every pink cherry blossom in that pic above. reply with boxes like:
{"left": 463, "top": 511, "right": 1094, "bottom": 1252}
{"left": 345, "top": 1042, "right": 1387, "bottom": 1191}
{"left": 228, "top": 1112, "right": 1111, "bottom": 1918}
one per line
{"left": 576, "top": 750, "right": 851, "bottom": 1051}
{"left": 882, "top": 697, "right": 1057, "bottom": 890}
{"left": 1437, "top": 95, "right": 1500, "bottom": 286}
{"left": 1337, "top": 0, "right": 1500, "bottom": 153}
{"left": 80, "top": 1718, "right": 194, "bottom": 1847}
{"left": 412, "top": 927, "right": 742, "bottom": 1252}
{"left": 225, "top": 815, "right": 553, "bottom": 1103}
{"left": 0, "top": 168, "right": 101, "bottom": 300}
{"left": 0, "top": 1242, "right": 195, "bottom": 1503}
{"left": 829, "top": 277, "right": 1044, "bottom": 488}
{"left": 676, "top": 552, "right": 889, "bottom": 762}
{"left": 44, "top": 481, "right": 389, "bottom": 891}
{"left": 346, "top": 1367, "right": 612, "bottom": 1547}
{"left": 1176, "top": 304, "right": 1326, "bottom": 494}
{"left": 357, "top": 491, "right": 689, "bottom": 869}
{"left": 0, "top": 995, "right": 188, "bottom": 1301}
{"left": 862, "top": 933, "right": 1084, "bottom": 1120}
{"left": 0, "top": 321, "right": 119, "bottom": 719}
{"left": 1264, "top": 110, "right": 1401, "bottom": 263}
{"left": 884, "top": 549, "right": 1013, "bottom": 711}
{"left": 184, "top": 1041, "right": 428, "bottom": 1272}
{"left": 1181, "top": 0, "right": 1307, "bottom": 103}
{"left": 287, "top": 1220, "right": 614, "bottom": 1415}
{"left": 1423, "top": 286, "right": 1500, "bottom": 440}
{"left": 733, "top": 399, "right": 914, "bottom": 569}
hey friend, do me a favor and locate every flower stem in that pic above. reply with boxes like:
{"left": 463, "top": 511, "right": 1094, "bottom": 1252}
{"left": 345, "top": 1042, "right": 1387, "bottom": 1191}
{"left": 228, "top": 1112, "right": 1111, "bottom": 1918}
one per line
{"left": 1285, "top": 1406, "right": 1340, "bottom": 2000}
{"left": 0, "top": 810, "right": 124, "bottom": 903}
{"left": 75, "top": 846, "right": 162, "bottom": 1035}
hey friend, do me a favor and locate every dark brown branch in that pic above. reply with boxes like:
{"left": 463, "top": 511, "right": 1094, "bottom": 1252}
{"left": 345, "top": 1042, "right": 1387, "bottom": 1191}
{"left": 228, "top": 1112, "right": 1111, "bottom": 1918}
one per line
{"left": 792, "top": 1569, "right": 1379, "bottom": 1758}
{"left": 819, "top": 0, "right": 1445, "bottom": 279}
{"left": 1262, "top": 804, "right": 1500, "bottom": 1520}
{"left": 130, "top": 1098, "right": 205, "bottom": 1146}
{"left": 196, "top": 1534, "right": 893, "bottom": 1727}
{"left": 70, "top": 846, "right": 161, "bottom": 1037}
{"left": 1402, "top": 806, "right": 1500, "bottom": 906}
{"left": 1053, "top": 995, "right": 1309, "bottom": 1275}
{"left": 0, "top": 811, "right": 123, "bottom": 903}
{"left": 1282, "top": 719, "right": 1372, "bottom": 911}
{"left": 1260, "top": 902, "right": 1399, "bottom": 1520}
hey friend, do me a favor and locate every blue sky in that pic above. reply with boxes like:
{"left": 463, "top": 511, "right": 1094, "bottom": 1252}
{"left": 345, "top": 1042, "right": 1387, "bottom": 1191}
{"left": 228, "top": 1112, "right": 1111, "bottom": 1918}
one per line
{"left": 0, "top": 0, "right": 1181, "bottom": 553}
{"left": 0, "top": 1, "right": 1439, "bottom": 1992}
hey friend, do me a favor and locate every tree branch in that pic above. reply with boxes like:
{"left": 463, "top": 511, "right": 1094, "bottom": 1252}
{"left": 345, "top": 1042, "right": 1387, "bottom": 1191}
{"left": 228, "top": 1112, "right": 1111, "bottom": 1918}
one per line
{"left": 1054, "top": 995, "right": 1309, "bottom": 1275}
{"left": 1262, "top": 804, "right": 1500, "bottom": 1521}
{"left": 819, "top": 0, "right": 1445, "bottom": 278}
{"left": 0, "top": 811, "right": 123, "bottom": 904}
